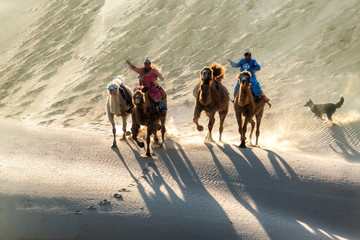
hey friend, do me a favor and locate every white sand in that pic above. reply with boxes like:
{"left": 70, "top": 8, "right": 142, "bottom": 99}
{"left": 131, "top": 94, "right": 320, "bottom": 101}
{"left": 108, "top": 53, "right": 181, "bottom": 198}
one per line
{"left": 0, "top": 119, "right": 359, "bottom": 240}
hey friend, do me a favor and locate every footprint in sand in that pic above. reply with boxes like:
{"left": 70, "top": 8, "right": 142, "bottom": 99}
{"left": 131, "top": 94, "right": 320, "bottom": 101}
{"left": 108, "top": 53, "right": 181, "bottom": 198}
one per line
{"left": 99, "top": 199, "right": 111, "bottom": 205}
{"left": 87, "top": 205, "right": 97, "bottom": 210}
{"left": 113, "top": 193, "right": 123, "bottom": 200}
{"left": 119, "top": 188, "right": 131, "bottom": 192}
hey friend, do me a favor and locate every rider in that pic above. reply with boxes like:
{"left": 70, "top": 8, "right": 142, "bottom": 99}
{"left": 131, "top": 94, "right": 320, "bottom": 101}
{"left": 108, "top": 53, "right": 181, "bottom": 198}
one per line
{"left": 125, "top": 58, "right": 167, "bottom": 112}
{"left": 227, "top": 52, "right": 270, "bottom": 103}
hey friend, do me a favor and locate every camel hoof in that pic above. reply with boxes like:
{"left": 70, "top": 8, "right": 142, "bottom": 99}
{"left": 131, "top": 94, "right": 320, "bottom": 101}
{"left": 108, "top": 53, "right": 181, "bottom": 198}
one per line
{"left": 111, "top": 144, "right": 118, "bottom": 148}
{"left": 205, "top": 136, "right": 214, "bottom": 142}
{"left": 126, "top": 131, "right": 131, "bottom": 136}
{"left": 138, "top": 142, "right": 145, "bottom": 148}
{"left": 239, "top": 141, "right": 246, "bottom": 148}
{"left": 197, "top": 125, "right": 204, "bottom": 132}
{"left": 141, "top": 153, "right": 152, "bottom": 158}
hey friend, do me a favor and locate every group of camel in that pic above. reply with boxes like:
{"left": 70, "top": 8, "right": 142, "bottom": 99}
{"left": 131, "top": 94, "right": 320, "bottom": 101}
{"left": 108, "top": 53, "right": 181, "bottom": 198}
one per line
{"left": 106, "top": 63, "right": 270, "bottom": 157}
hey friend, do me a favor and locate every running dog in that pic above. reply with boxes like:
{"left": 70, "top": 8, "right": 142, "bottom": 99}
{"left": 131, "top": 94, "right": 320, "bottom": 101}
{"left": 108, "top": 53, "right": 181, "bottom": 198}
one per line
{"left": 304, "top": 96, "right": 344, "bottom": 121}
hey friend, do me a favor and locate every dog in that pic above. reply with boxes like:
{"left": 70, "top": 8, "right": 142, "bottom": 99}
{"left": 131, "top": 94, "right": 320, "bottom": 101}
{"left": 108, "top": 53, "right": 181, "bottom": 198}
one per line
{"left": 304, "top": 96, "right": 344, "bottom": 121}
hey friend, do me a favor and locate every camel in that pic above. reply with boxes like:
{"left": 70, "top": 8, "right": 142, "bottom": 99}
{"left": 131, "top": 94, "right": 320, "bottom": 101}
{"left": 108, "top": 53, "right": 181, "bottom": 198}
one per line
{"left": 234, "top": 71, "right": 271, "bottom": 148}
{"left": 131, "top": 87, "right": 167, "bottom": 157}
{"left": 193, "top": 62, "right": 229, "bottom": 142}
{"left": 105, "top": 77, "right": 132, "bottom": 148}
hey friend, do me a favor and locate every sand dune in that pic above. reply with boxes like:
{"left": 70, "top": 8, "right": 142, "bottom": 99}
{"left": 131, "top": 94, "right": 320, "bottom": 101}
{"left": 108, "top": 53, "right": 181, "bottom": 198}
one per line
{"left": 1, "top": 0, "right": 360, "bottom": 239}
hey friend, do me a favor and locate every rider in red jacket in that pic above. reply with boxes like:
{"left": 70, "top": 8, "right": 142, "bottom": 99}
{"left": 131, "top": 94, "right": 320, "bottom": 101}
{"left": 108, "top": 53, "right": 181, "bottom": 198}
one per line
{"left": 126, "top": 59, "right": 167, "bottom": 111}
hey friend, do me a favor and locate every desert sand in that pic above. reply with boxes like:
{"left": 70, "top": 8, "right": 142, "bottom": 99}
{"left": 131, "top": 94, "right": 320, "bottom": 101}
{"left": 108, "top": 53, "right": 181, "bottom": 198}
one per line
{"left": 1, "top": 0, "right": 360, "bottom": 239}
{"left": 0, "top": 119, "right": 359, "bottom": 240}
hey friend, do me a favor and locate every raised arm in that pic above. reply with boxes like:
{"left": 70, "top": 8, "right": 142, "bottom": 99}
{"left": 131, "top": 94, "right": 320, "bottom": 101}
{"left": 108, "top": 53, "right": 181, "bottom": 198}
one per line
{"left": 227, "top": 59, "right": 242, "bottom": 68}
{"left": 125, "top": 60, "right": 143, "bottom": 74}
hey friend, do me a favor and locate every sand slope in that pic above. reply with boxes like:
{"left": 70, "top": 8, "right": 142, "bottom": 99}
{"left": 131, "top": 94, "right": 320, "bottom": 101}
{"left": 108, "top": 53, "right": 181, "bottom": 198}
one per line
{"left": 1, "top": 1, "right": 360, "bottom": 239}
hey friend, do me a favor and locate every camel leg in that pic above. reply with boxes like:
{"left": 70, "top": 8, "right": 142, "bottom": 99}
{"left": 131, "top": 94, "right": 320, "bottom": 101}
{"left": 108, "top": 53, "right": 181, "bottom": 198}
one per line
{"left": 193, "top": 106, "right": 204, "bottom": 131}
{"left": 248, "top": 119, "right": 255, "bottom": 146}
{"left": 235, "top": 110, "right": 243, "bottom": 147}
{"left": 240, "top": 116, "right": 251, "bottom": 148}
{"left": 108, "top": 113, "right": 117, "bottom": 148}
{"left": 160, "top": 114, "right": 166, "bottom": 147}
{"left": 145, "top": 125, "right": 152, "bottom": 157}
{"left": 131, "top": 115, "right": 144, "bottom": 148}
{"left": 121, "top": 115, "right": 127, "bottom": 140}
{"left": 153, "top": 130, "right": 159, "bottom": 145}
{"left": 125, "top": 114, "right": 131, "bottom": 136}
{"left": 255, "top": 113, "right": 263, "bottom": 147}
{"left": 206, "top": 111, "right": 216, "bottom": 142}
{"left": 218, "top": 110, "right": 227, "bottom": 142}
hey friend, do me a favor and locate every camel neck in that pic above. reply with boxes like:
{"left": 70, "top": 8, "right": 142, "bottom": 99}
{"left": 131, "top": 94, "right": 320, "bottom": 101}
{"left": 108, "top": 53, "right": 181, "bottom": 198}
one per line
{"left": 109, "top": 94, "right": 122, "bottom": 114}
{"left": 199, "top": 83, "right": 212, "bottom": 105}
{"left": 238, "top": 86, "right": 252, "bottom": 106}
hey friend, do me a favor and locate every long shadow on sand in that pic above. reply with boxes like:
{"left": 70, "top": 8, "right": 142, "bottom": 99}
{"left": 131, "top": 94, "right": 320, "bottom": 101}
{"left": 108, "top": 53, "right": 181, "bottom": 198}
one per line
{"left": 113, "top": 137, "right": 359, "bottom": 239}
{"left": 329, "top": 123, "right": 360, "bottom": 162}
{"left": 116, "top": 138, "right": 239, "bottom": 240}
{"left": 207, "top": 143, "right": 360, "bottom": 240}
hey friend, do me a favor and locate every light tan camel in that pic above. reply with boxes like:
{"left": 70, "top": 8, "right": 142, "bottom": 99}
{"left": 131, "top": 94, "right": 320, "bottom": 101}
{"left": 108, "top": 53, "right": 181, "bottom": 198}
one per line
{"left": 105, "top": 77, "right": 132, "bottom": 148}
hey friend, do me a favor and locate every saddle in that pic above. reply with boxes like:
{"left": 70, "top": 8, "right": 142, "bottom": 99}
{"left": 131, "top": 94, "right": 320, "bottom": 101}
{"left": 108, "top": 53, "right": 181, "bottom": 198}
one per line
{"left": 119, "top": 84, "right": 132, "bottom": 106}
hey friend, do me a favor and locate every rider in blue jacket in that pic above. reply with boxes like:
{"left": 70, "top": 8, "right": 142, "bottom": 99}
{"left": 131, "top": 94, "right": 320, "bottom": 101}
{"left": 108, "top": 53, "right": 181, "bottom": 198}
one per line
{"left": 228, "top": 52, "right": 270, "bottom": 103}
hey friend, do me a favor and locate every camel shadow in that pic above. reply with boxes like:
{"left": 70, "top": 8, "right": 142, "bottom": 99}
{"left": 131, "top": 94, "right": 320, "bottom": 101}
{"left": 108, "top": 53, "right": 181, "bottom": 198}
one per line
{"left": 111, "top": 137, "right": 359, "bottom": 239}
{"left": 206, "top": 142, "right": 360, "bottom": 239}
{"left": 112, "top": 138, "right": 239, "bottom": 239}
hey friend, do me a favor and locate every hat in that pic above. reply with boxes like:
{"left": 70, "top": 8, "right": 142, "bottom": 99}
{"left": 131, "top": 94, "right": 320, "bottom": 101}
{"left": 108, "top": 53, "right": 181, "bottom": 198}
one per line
{"left": 244, "top": 52, "right": 251, "bottom": 56}
{"left": 144, "top": 58, "right": 151, "bottom": 64}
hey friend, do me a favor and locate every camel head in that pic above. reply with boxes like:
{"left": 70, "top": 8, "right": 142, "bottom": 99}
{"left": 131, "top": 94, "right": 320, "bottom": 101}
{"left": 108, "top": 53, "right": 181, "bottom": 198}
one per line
{"left": 133, "top": 90, "right": 145, "bottom": 106}
{"left": 198, "top": 68, "right": 213, "bottom": 106}
{"left": 238, "top": 71, "right": 251, "bottom": 87}
{"left": 200, "top": 67, "right": 213, "bottom": 85}
{"left": 107, "top": 81, "right": 120, "bottom": 96}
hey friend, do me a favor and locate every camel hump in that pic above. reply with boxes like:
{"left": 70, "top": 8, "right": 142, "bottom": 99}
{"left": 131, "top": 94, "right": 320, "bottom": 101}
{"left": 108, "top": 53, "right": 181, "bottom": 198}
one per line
{"left": 210, "top": 62, "right": 225, "bottom": 82}
{"left": 113, "top": 76, "right": 123, "bottom": 85}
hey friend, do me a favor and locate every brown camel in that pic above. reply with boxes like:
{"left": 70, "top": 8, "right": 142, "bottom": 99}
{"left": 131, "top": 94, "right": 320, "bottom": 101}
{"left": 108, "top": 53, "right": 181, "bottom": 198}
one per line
{"left": 131, "top": 87, "right": 167, "bottom": 157}
{"left": 234, "top": 71, "right": 271, "bottom": 148}
{"left": 193, "top": 63, "right": 229, "bottom": 142}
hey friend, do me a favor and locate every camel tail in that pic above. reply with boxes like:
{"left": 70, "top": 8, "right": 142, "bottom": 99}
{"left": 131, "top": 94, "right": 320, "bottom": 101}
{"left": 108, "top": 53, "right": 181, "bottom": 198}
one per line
{"left": 210, "top": 62, "right": 225, "bottom": 82}
{"left": 335, "top": 96, "right": 344, "bottom": 108}
{"left": 266, "top": 102, "right": 271, "bottom": 109}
